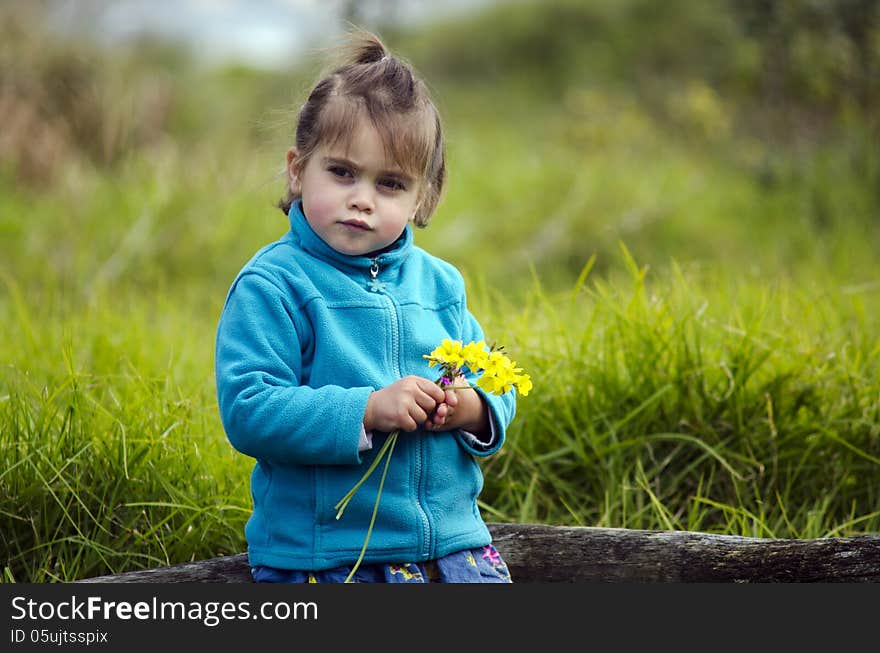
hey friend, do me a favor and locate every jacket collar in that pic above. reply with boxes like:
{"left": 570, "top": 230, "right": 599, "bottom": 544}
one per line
{"left": 287, "top": 200, "right": 412, "bottom": 274}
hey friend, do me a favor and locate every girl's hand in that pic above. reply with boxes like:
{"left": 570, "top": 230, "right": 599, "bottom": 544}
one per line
{"left": 425, "top": 375, "right": 489, "bottom": 437}
{"left": 424, "top": 382, "right": 460, "bottom": 430}
{"left": 364, "top": 376, "right": 446, "bottom": 433}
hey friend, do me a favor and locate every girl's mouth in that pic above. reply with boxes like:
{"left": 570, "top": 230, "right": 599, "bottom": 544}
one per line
{"left": 341, "top": 219, "right": 372, "bottom": 232}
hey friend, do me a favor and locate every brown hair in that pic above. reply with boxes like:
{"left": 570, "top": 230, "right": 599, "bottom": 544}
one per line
{"left": 279, "top": 29, "right": 446, "bottom": 227}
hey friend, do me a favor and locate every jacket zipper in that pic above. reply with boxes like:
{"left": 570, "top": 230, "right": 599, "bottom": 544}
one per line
{"left": 369, "top": 256, "right": 432, "bottom": 558}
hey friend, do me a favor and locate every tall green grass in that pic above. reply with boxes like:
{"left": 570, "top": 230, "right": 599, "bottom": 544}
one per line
{"left": 474, "top": 249, "right": 880, "bottom": 538}
{"left": 0, "top": 287, "right": 249, "bottom": 582}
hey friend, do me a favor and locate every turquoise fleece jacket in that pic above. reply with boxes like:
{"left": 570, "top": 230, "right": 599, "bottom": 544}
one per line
{"left": 215, "top": 201, "right": 516, "bottom": 570}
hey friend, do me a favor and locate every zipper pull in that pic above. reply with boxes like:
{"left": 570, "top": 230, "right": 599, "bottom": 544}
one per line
{"left": 367, "top": 258, "right": 386, "bottom": 292}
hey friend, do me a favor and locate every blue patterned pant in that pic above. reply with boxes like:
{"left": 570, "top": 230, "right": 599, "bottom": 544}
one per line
{"left": 252, "top": 544, "right": 512, "bottom": 583}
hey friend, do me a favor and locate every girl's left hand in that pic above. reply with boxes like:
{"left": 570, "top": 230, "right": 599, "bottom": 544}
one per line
{"left": 424, "top": 375, "right": 468, "bottom": 431}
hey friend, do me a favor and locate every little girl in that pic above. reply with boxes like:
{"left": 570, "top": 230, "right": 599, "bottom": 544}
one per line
{"left": 214, "top": 29, "right": 515, "bottom": 583}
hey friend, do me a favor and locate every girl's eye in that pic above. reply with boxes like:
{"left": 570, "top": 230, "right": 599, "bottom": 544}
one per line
{"left": 379, "top": 178, "right": 406, "bottom": 192}
{"left": 328, "top": 165, "right": 352, "bottom": 179}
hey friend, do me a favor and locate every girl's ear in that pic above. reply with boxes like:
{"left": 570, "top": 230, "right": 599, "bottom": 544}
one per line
{"left": 286, "top": 147, "right": 303, "bottom": 195}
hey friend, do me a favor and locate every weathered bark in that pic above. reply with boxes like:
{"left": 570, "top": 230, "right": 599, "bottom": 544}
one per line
{"left": 76, "top": 523, "right": 880, "bottom": 583}
{"left": 488, "top": 523, "right": 880, "bottom": 583}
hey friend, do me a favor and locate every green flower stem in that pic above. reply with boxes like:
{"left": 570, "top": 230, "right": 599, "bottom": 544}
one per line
{"left": 334, "top": 429, "right": 399, "bottom": 520}
{"left": 335, "top": 384, "right": 474, "bottom": 518}
{"left": 335, "top": 376, "right": 482, "bottom": 581}
{"left": 343, "top": 430, "right": 398, "bottom": 583}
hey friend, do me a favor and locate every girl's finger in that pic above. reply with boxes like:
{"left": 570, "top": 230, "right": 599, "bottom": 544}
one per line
{"left": 414, "top": 390, "right": 440, "bottom": 412}
{"left": 415, "top": 377, "right": 447, "bottom": 403}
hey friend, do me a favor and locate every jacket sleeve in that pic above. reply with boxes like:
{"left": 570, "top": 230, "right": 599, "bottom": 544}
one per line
{"left": 454, "top": 296, "right": 516, "bottom": 458}
{"left": 215, "top": 271, "right": 373, "bottom": 466}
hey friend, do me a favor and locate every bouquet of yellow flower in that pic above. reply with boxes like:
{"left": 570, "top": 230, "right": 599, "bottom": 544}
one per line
{"left": 334, "top": 339, "right": 531, "bottom": 581}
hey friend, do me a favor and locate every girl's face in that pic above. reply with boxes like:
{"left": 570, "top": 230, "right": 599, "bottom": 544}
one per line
{"left": 287, "top": 118, "right": 422, "bottom": 257}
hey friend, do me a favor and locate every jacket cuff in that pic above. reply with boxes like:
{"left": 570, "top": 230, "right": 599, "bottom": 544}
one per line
{"left": 358, "top": 426, "right": 374, "bottom": 452}
{"left": 457, "top": 411, "right": 497, "bottom": 451}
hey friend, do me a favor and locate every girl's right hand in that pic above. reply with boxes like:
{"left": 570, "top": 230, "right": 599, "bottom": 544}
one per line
{"left": 364, "top": 376, "right": 447, "bottom": 433}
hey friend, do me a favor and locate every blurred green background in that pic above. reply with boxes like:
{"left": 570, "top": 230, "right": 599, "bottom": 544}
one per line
{"left": 3, "top": 0, "right": 878, "bottom": 296}
{"left": 1, "top": 0, "right": 879, "bottom": 581}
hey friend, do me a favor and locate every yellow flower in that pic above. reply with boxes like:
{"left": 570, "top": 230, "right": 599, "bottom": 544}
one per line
{"left": 476, "top": 373, "right": 498, "bottom": 394}
{"left": 461, "top": 340, "right": 489, "bottom": 373}
{"left": 480, "top": 350, "right": 512, "bottom": 376}
{"left": 426, "top": 338, "right": 464, "bottom": 368}
{"left": 514, "top": 373, "right": 532, "bottom": 396}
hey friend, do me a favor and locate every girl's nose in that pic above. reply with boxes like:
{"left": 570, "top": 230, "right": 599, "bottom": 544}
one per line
{"left": 347, "top": 183, "right": 374, "bottom": 214}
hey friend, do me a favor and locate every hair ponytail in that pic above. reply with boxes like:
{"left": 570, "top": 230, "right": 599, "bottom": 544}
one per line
{"left": 322, "top": 26, "right": 392, "bottom": 71}
{"left": 343, "top": 28, "right": 388, "bottom": 66}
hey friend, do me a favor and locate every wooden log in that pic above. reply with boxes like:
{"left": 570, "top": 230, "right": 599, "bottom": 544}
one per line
{"left": 488, "top": 523, "right": 880, "bottom": 583}
{"left": 76, "top": 523, "right": 880, "bottom": 583}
